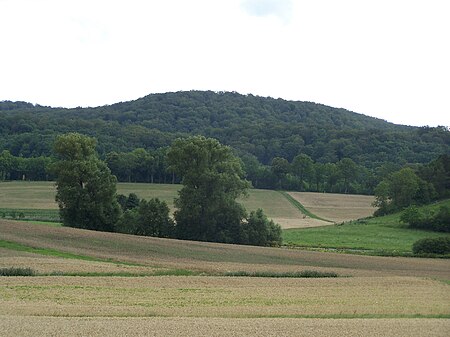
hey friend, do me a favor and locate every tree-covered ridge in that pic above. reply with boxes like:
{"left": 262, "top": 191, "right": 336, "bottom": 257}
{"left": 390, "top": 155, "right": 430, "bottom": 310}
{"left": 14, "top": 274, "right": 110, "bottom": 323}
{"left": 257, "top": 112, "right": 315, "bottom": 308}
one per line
{"left": 0, "top": 90, "right": 449, "bottom": 167}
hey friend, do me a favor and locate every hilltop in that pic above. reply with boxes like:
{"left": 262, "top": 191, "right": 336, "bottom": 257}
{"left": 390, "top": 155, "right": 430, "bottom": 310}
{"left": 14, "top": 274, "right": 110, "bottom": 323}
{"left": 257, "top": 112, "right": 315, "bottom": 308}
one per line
{"left": 1, "top": 91, "right": 448, "bottom": 166}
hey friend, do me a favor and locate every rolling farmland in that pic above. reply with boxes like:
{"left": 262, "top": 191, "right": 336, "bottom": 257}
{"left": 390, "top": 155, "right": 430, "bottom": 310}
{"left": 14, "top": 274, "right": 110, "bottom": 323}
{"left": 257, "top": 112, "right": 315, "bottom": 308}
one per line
{"left": 1, "top": 182, "right": 449, "bottom": 336}
{"left": 0, "top": 181, "right": 375, "bottom": 228}
{"left": 0, "top": 220, "right": 449, "bottom": 336}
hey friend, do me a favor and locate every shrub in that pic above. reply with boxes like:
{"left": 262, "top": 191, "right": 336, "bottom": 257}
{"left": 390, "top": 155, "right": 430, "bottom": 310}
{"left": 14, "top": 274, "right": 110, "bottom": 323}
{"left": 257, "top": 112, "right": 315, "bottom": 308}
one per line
{"left": 400, "top": 205, "right": 425, "bottom": 227}
{"left": 241, "top": 209, "right": 282, "bottom": 246}
{"left": 115, "top": 198, "right": 174, "bottom": 238}
{"left": 412, "top": 237, "right": 450, "bottom": 255}
{"left": 401, "top": 205, "right": 450, "bottom": 232}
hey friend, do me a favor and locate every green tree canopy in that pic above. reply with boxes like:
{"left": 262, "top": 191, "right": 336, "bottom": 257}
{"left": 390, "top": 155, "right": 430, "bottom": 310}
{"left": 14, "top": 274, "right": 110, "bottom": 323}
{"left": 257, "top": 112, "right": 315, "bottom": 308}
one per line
{"left": 52, "top": 133, "right": 121, "bottom": 231}
{"left": 167, "top": 136, "right": 250, "bottom": 243}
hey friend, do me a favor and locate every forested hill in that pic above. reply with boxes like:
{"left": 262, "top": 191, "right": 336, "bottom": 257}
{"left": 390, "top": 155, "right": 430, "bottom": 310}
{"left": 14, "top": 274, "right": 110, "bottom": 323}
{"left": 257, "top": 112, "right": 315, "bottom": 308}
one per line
{"left": 0, "top": 90, "right": 448, "bottom": 166}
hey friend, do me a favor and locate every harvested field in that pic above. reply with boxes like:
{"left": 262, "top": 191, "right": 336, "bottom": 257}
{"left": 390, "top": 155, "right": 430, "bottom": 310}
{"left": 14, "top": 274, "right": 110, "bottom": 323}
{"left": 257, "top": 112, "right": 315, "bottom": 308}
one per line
{"left": 270, "top": 216, "right": 330, "bottom": 229}
{"left": 0, "top": 276, "right": 448, "bottom": 318}
{"left": 1, "top": 220, "right": 449, "bottom": 336}
{"left": 0, "top": 181, "right": 308, "bottom": 228}
{"left": 1, "top": 317, "right": 449, "bottom": 337}
{"left": 0, "top": 249, "right": 160, "bottom": 275}
{"left": 1, "top": 220, "right": 450, "bottom": 279}
{"left": 0, "top": 181, "right": 57, "bottom": 209}
{"left": 288, "top": 192, "right": 377, "bottom": 222}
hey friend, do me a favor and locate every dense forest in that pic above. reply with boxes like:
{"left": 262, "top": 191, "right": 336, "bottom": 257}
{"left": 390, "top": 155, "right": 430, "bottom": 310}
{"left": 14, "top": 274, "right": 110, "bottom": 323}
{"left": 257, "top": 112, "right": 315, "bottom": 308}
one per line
{"left": 1, "top": 90, "right": 448, "bottom": 163}
{"left": 1, "top": 90, "right": 449, "bottom": 194}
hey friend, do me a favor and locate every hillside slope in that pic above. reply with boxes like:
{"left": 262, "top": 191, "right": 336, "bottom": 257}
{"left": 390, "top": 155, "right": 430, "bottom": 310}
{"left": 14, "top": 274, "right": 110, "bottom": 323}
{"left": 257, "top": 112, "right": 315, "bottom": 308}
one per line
{"left": 1, "top": 91, "right": 448, "bottom": 165}
{"left": 1, "top": 219, "right": 449, "bottom": 278}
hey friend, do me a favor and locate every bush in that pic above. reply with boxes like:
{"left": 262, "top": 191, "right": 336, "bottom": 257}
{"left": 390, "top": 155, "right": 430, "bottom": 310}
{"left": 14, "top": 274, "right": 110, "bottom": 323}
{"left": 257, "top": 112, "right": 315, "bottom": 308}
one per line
{"left": 412, "top": 237, "right": 450, "bottom": 255}
{"left": 241, "top": 209, "right": 282, "bottom": 247}
{"left": 400, "top": 206, "right": 425, "bottom": 227}
{"left": 115, "top": 197, "right": 174, "bottom": 238}
{"left": 432, "top": 205, "right": 450, "bottom": 232}
{"left": 401, "top": 205, "right": 450, "bottom": 232}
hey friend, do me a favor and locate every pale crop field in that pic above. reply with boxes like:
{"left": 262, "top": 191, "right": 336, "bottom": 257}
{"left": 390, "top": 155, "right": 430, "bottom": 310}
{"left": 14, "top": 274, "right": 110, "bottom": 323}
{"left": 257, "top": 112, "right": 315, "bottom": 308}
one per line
{"left": 288, "top": 192, "right": 377, "bottom": 223}
{"left": 0, "top": 181, "right": 339, "bottom": 228}
{"left": 0, "top": 276, "right": 448, "bottom": 318}
{"left": 2, "top": 317, "right": 449, "bottom": 337}
{"left": 1, "top": 220, "right": 450, "bottom": 337}
{"left": 2, "top": 220, "right": 450, "bottom": 278}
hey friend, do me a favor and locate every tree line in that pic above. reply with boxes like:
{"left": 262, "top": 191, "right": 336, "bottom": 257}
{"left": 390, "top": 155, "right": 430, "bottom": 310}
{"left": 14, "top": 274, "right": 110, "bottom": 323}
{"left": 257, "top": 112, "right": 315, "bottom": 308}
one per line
{"left": 1, "top": 146, "right": 448, "bottom": 198}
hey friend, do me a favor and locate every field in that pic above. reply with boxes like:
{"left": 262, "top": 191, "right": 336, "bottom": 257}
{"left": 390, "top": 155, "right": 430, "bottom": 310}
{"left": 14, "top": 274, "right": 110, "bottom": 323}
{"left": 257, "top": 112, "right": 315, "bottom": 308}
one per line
{"left": 283, "top": 199, "right": 450, "bottom": 254}
{"left": 1, "top": 181, "right": 369, "bottom": 229}
{"left": 0, "top": 219, "right": 449, "bottom": 336}
{"left": 287, "top": 192, "right": 377, "bottom": 223}
{"left": 1, "top": 182, "right": 450, "bottom": 336}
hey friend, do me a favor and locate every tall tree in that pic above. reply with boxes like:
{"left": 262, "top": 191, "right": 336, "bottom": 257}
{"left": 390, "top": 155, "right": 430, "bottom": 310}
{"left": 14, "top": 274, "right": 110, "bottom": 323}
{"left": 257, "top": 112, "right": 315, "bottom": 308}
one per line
{"left": 167, "top": 136, "right": 250, "bottom": 243}
{"left": 270, "top": 157, "right": 290, "bottom": 189}
{"left": 291, "top": 154, "right": 314, "bottom": 191}
{"left": 52, "top": 133, "right": 121, "bottom": 231}
{"left": 337, "top": 158, "right": 358, "bottom": 193}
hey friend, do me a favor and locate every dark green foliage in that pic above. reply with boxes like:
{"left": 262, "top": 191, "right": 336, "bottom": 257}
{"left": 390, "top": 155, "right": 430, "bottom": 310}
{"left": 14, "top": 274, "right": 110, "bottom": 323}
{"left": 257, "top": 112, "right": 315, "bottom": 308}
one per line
{"left": 1, "top": 91, "right": 448, "bottom": 170}
{"left": 52, "top": 133, "right": 121, "bottom": 231}
{"left": 432, "top": 205, "right": 450, "bottom": 232}
{"left": 412, "top": 237, "right": 450, "bottom": 255}
{"left": 125, "top": 193, "right": 140, "bottom": 210}
{"left": 0, "top": 267, "right": 35, "bottom": 276}
{"left": 167, "top": 136, "right": 250, "bottom": 243}
{"left": 373, "top": 167, "right": 437, "bottom": 215}
{"left": 117, "top": 193, "right": 141, "bottom": 212}
{"left": 241, "top": 209, "right": 282, "bottom": 246}
{"left": 401, "top": 205, "right": 450, "bottom": 232}
{"left": 135, "top": 198, "right": 174, "bottom": 237}
{"left": 417, "top": 155, "right": 450, "bottom": 199}
{"left": 400, "top": 206, "right": 427, "bottom": 228}
{"left": 115, "top": 198, "right": 174, "bottom": 238}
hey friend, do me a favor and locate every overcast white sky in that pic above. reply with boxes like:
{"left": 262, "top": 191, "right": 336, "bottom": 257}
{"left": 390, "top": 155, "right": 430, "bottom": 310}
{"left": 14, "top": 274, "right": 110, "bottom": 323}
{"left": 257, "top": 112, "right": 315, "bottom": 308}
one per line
{"left": 1, "top": 0, "right": 449, "bottom": 127}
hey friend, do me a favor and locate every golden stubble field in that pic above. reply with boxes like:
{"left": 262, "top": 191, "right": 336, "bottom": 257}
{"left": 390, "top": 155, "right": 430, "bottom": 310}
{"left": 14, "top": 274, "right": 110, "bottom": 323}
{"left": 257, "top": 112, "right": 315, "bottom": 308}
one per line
{"left": 288, "top": 192, "right": 377, "bottom": 223}
{"left": 1, "top": 219, "right": 449, "bottom": 336}
{"left": 0, "top": 181, "right": 377, "bottom": 228}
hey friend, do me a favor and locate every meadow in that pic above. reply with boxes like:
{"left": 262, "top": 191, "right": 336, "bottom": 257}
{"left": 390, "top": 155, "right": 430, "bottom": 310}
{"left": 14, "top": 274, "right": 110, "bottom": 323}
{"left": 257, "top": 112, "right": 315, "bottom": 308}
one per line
{"left": 283, "top": 199, "right": 450, "bottom": 255}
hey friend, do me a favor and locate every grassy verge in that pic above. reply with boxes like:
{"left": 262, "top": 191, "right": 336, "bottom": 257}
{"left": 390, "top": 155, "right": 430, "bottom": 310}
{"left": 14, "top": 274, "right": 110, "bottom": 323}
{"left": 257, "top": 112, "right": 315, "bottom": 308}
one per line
{"left": 278, "top": 191, "right": 332, "bottom": 222}
{"left": 0, "top": 240, "right": 139, "bottom": 265}
{"left": 0, "top": 208, "right": 60, "bottom": 222}
{"left": 224, "top": 270, "right": 339, "bottom": 278}
{"left": 0, "top": 267, "right": 35, "bottom": 276}
{"left": 283, "top": 200, "right": 450, "bottom": 255}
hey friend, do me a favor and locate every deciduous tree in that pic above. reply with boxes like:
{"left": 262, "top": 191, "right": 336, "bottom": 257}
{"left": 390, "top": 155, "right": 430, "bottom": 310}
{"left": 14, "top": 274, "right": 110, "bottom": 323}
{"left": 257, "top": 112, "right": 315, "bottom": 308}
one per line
{"left": 52, "top": 133, "right": 121, "bottom": 231}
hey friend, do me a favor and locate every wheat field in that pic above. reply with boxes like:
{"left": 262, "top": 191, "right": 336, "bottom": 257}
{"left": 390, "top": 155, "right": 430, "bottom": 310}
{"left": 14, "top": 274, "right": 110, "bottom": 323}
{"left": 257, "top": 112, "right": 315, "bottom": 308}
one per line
{"left": 0, "top": 181, "right": 380, "bottom": 228}
{"left": 1, "top": 220, "right": 450, "bottom": 336}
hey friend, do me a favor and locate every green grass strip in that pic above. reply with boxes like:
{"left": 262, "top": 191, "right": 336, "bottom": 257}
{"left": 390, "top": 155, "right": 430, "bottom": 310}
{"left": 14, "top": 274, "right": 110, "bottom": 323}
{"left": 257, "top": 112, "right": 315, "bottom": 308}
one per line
{"left": 279, "top": 191, "right": 332, "bottom": 222}
{"left": 224, "top": 270, "right": 339, "bottom": 278}
{"left": 45, "top": 269, "right": 203, "bottom": 277}
{"left": 0, "top": 208, "right": 60, "bottom": 223}
{"left": 0, "top": 240, "right": 141, "bottom": 266}
{"left": 0, "top": 267, "right": 36, "bottom": 276}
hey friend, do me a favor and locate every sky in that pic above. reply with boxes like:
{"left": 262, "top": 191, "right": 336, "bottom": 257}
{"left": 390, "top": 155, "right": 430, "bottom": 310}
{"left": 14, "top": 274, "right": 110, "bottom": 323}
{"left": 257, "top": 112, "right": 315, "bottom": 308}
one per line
{"left": 1, "top": 0, "right": 449, "bottom": 127}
